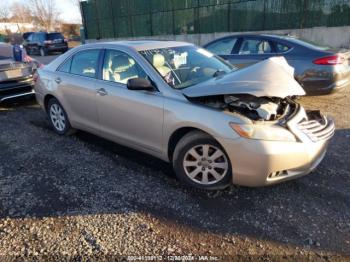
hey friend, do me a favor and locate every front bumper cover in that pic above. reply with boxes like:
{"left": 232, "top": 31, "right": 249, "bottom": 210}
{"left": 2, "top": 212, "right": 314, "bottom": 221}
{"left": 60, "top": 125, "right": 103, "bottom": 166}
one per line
{"left": 217, "top": 107, "right": 334, "bottom": 187}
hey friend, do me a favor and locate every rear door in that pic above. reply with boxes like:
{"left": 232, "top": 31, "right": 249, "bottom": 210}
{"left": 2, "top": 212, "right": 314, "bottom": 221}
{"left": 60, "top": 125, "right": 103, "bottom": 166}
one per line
{"left": 226, "top": 37, "right": 276, "bottom": 68}
{"left": 55, "top": 48, "right": 102, "bottom": 132}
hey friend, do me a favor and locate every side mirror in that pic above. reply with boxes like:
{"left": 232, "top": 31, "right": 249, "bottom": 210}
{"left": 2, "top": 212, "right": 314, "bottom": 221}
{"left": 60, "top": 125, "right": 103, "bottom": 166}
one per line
{"left": 127, "top": 78, "right": 155, "bottom": 91}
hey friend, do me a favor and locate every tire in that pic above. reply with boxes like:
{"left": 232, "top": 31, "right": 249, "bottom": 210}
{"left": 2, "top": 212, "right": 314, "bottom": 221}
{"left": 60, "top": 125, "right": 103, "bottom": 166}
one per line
{"left": 25, "top": 47, "right": 31, "bottom": 56}
{"left": 172, "top": 131, "right": 232, "bottom": 190}
{"left": 40, "top": 47, "right": 47, "bottom": 57}
{"left": 47, "top": 98, "right": 75, "bottom": 136}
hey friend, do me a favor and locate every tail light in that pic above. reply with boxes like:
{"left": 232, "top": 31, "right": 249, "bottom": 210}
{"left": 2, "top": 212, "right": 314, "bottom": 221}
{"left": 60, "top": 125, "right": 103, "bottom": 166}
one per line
{"left": 44, "top": 40, "right": 53, "bottom": 44}
{"left": 64, "top": 38, "right": 68, "bottom": 43}
{"left": 313, "top": 55, "right": 345, "bottom": 65}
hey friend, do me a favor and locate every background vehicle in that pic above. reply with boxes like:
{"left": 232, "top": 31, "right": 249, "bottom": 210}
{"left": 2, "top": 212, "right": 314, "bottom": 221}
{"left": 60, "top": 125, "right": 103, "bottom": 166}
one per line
{"left": 22, "top": 32, "right": 34, "bottom": 42}
{"left": 0, "top": 43, "right": 36, "bottom": 102}
{"left": 204, "top": 34, "right": 350, "bottom": 95}
{"left": 35, "top": 41, "right": 334, "bottom": 190}
{"left": 24, "top": 32, "right": 68, "bottom": 56}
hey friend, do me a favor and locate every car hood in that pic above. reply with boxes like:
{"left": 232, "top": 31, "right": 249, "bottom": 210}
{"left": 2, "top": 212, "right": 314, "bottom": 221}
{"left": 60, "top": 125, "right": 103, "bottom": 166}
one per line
{"left": 182, "top": 57, "right": 306, "bottom": 98}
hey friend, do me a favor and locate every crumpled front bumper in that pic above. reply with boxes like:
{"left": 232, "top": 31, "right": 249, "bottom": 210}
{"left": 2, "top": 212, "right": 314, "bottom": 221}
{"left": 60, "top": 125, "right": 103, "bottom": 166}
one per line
{"left": 216, "top": 107, "right": 335, "bottom": 187}
{"left": 218, "top": 136, "right": 329, "bottom": 187}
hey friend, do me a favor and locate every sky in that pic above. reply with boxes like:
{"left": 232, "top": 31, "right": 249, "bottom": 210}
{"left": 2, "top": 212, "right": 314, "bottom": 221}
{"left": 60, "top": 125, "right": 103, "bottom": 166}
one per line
{"left": 4, "top": 0, "right": 82, "bottom": 24}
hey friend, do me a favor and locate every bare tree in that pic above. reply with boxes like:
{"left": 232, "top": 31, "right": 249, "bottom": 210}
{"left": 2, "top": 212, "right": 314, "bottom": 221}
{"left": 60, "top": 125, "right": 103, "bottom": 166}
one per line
{"left": 29, "top": 0, "right": 60, "bottom": 31}
{"left": 11, "top": 3, "right": 32, "bottom": 24}
{"left": 0, "top": 5, "right": 10, "bottom": 22}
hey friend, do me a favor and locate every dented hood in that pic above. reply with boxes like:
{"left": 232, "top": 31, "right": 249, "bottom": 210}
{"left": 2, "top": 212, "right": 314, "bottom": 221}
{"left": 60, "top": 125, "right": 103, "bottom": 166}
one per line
{"left": 182, "top": 57, "right": 306, "bottom": 98}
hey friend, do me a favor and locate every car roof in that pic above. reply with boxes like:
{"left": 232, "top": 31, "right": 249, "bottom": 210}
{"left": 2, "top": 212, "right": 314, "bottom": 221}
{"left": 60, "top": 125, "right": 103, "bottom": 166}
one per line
{"left": 82, "top": 40, "right": 193, "bottom": 51}
{"left": 206, "top": 33, "right": 297, "bottom": 41}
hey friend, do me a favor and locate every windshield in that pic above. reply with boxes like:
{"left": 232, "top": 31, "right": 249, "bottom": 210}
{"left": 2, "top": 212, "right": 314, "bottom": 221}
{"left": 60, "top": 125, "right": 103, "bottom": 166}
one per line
{"left": 140, "top": 46, "right": 234, "bottom": 89}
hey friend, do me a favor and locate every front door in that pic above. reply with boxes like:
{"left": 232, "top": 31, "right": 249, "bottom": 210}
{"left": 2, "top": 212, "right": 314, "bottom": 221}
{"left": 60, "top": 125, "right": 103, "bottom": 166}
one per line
{"left": 95, "top": 49, "right": 164, "bottom": 153}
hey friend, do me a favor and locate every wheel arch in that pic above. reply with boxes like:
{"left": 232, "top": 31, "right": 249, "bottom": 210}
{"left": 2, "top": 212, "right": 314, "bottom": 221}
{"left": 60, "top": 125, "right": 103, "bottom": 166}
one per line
{"left": 43, "top": 94, "right": 57, "bottom": 112}
{"left": 167, "top": 126, "right": 220, "bottom": 162}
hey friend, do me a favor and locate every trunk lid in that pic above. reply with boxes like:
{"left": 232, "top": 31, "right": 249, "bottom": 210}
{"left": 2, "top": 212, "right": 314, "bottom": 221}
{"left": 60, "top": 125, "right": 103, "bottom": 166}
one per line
{"left": 0, "top": 59, "right": 32, "bottom": 82}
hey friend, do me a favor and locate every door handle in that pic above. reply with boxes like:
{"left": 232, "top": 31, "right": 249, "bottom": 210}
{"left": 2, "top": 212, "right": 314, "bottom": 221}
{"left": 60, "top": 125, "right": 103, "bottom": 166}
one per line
{"left": 97, "top": 88, "right": 108, "bottom": 96}
{"left": 55, "top": 77, "right": 61, "bottom": 84}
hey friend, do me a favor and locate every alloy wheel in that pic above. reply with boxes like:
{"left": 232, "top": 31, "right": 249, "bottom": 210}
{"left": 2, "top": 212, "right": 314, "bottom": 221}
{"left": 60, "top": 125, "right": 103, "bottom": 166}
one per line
{"left": 50, "top": 103, "right": 66, "bottom": 132}
{"left": 183, "top": 144, "right": 228, "bottom": 185}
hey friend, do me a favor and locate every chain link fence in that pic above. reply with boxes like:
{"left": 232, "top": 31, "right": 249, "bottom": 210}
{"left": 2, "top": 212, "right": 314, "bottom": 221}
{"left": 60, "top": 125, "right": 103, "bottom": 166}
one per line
{"left": 81, "top": 0, "right": 350, "bottom": 40}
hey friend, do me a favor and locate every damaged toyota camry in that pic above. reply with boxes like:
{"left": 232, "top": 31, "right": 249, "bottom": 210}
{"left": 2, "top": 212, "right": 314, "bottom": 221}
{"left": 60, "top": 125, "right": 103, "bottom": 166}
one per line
{"left": 34, "top": 41, "right": 335, "bottom": 189}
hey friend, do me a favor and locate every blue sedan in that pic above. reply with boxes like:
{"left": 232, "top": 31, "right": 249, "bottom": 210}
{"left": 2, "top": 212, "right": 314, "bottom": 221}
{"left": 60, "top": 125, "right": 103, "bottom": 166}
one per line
{"left": 204, "top": 34, "right": 350, "bottom": 95}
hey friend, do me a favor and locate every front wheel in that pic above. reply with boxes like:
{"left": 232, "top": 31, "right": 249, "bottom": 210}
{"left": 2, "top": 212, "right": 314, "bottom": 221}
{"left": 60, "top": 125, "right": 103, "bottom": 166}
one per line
{"left": 47, "top": 98, "right": 75, "bottom": 135}
{"left": 172, "top": 131, "right": 232, "bottom": 190}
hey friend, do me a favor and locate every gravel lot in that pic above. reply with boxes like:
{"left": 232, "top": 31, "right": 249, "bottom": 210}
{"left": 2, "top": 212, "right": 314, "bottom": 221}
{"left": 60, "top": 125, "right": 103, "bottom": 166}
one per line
{"left": 0, "top": 54, "right": 349, "bottom": 260}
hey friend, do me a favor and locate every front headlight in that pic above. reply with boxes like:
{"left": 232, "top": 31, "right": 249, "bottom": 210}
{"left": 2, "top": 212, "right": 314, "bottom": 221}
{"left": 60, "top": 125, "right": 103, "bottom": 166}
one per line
{"left": 230, "top": 122, "right": 297, "bottom": 142}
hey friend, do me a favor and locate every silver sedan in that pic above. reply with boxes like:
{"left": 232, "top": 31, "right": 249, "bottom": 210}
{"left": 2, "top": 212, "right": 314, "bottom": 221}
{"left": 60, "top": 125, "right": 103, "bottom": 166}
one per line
{"left": 34, "top": 41, "right": 334, "bottom": 189}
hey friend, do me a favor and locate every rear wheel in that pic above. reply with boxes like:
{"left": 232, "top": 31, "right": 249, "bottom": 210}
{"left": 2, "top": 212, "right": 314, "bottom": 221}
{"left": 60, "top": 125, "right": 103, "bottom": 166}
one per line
{"left": 47, "top": 98, "right": 75, "bottom": 135}
{"left": 172, "top": 131, "right": 232, "bottom": 190}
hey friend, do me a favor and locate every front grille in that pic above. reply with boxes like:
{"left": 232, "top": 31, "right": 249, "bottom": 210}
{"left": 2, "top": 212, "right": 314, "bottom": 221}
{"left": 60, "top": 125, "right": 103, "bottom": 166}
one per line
{"left": 297, "top": 111, "right": 335, "bottom": 142}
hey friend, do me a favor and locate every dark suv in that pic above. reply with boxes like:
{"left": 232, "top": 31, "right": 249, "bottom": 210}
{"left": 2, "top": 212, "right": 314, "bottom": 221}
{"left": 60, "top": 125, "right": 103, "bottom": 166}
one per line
{"left": 24, "top": 32, "right": 68, "bottom": 56}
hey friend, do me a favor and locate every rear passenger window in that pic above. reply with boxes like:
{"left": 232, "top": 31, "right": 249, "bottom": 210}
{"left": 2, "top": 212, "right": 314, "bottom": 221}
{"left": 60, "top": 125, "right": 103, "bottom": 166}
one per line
{"left": 276, "top": 43, "right": 291, "bottom": 53}
{"left": 58, "top": 58, "right": 72, "bottom": 73}
{"left": 205, "top": 38, "right": 237, "bottom": 55}
{"left": 239, "top": 39, "right": 273, "bottom": 54}
{"left": 70, "top": 50, "right": 100, "bottom": 78}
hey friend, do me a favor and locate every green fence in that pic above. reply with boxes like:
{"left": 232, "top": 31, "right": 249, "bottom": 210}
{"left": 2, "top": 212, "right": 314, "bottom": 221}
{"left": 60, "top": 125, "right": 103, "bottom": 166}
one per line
{"left": 81, "top": 0, "right": 350, "bottom": 40}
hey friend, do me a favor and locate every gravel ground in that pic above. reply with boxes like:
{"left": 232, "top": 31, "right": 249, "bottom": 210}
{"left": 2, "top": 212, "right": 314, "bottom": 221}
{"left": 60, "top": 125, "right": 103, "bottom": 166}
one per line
{"left": 0, "top": 83, "right": 349, "bottom": 260}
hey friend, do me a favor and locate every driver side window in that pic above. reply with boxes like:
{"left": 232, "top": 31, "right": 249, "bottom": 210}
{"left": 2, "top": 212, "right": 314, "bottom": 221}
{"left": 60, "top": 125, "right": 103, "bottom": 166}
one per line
{"left": 102, "top": 50, "right": 147, "bottom": 84}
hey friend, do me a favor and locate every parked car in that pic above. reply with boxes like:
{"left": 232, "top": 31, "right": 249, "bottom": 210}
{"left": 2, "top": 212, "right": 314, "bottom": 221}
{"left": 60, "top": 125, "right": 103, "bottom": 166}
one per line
{"left": 34, "top": 41, "right": 334, "bottom": 189}
{"left": 23, "top": 32, "right": 68, "bottom": 56}
{"left": 22, "top": 32, "right": 34, "bottom": 42}
{"left": 0, "top": 43, "right": 37, "bottom": 102}
{"left": 204, "top": 34, "right": 350, "bottom": 95}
